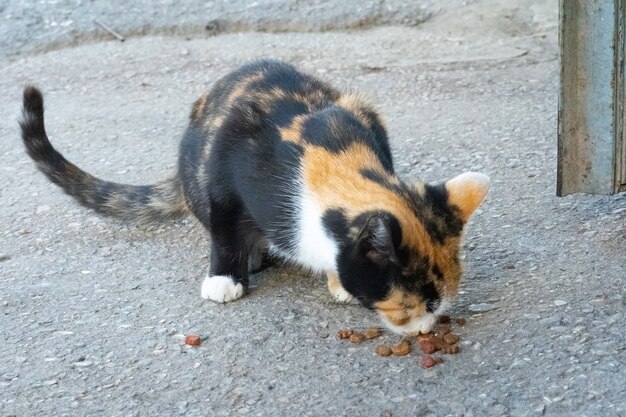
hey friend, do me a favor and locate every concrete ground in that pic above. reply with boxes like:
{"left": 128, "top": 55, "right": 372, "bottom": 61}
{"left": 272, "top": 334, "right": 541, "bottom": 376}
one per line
{"left": 1, "top": 1, "right": 625, "bottom": 416}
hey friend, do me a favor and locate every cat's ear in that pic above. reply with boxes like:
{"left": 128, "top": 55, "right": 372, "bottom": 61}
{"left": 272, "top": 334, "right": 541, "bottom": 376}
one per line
{"left": 356, "top": 215, "right": 400, "bottom": 265}
{"left": 445, "top": 172, "right": 490, "bottom": 222}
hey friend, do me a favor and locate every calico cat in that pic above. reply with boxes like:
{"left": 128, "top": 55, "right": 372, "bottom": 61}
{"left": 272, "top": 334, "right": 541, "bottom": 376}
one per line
{"left": 20, "top": 59, "right": 489, "bottom": 335}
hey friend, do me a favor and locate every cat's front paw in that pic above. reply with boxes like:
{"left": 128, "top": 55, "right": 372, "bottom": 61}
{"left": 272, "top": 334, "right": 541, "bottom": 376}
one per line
{"left": 326, "top": 271, "right": 354, "bottom": 303}
{"left": 201, "top": 275, "right": 245, "bottom": 303}
{"left": 331, "top": 286, "right": 354, "bottom": 303}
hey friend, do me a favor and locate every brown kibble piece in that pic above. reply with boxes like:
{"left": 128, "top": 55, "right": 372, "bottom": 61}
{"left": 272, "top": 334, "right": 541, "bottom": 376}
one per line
{"left": 349, "top": 332, "right": 367, "bottom": 344}
{"left": 438, "top": 324, "right": 451, "bottom": 335}
{"left": 416, "top": 332, "right": 433, "bottom": 342}
{"left": 456, "top": 318, "right": 467, "bottom": 325}
{"left": 364, "top": 327, "right": 384, "bottom": 339}
{"left": 419, "top": 339, "right": 438, "bottom": 354}
{"left": 437, "top": 315, "right": 451, "bottom": 324}
{"left": 391, "top": 339, "right": 411, "bottom": 356}
{"left": 441, "top": 344, "right": 460, "bottom": 354}
{"left": 375, "top": 345, "right": 393, "bottom": 357}
{"left": 443, "top": 333, "right": 460, "bottom": 345}
{"left": 431, "top": 335, "right": 444, "bottom": 349}
{"left": 184, "top": 335, "right": 201, "bottom": 346}
{"left": 337, "top": 329, "right": 354, "bottom": 339}
{"left": 421, "top": 355, "right": 437, "bottom": 368}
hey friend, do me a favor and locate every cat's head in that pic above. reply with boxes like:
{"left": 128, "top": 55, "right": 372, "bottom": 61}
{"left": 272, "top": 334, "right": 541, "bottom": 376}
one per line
{"left": 336, "top": 172, "right": 489, "bottom": 334}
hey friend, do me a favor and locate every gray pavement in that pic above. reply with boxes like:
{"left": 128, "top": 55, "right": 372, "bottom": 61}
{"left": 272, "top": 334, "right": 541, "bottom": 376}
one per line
{"left": 1, "top": 1, "right": 625, "bottom": 416}
{"left": 0, "top": 0, "right": 452, "bottom": 64}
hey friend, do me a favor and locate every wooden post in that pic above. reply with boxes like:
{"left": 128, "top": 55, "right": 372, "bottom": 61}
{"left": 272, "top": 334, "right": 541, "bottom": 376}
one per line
{"left": 558, "top": 0, "right": 626, "bottom": 195}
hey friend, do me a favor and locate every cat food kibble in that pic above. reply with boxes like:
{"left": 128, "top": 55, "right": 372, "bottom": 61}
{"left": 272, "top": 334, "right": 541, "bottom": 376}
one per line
{"left": 421, "top": 355, "right": 445, "bottom": 368}
{"left": 375, "top": 345, "right": 393, "bottom": 357}
{"left": 430, "top": 335, "right": 444, "bottom": 350}
{"left": 443, "top": 333, "right": 460, "bottom": 345}
{"left": 419, "top": 339, "right": 438, "bottom": 354}
{"left": 420, "top": 355, "right": 437, "bottom": 368}
{"left": 391, "top": 339, "right": 411, "bottom": 356}
{"left": 349, "top": 332, "right": 367, "bottom": 344}
{"left": 336, "top": 329, "right": 354, "bottom": 339}
{"left": 441, "top": 344, "right": 460, "bottom": 354}
{"left": 364, "top": 327, "right": 384, "bottom": 339}
{"left": 456, "top": 318, "right": 467, "bottom": 325}
{"left": 337, "top": 316, "right": 463, "bottom": 368}
{"left": 437, "top": 315, "right": 451, "bottom": 324}
{"left": 184, "top": 335, "right": 201, "bottom": 346}
{"left": 415, "top": 321, "right": 462, "bottom": 355}
{"left": 438, "top": 324, "right": 452, "bottom": 335}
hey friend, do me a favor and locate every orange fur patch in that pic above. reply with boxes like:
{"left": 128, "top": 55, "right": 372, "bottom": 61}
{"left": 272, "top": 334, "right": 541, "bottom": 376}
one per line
{"left": 201, "top": 115, "right": 226, "bottom": 156}
{"left": 326, "top": 271, "right": 343, "bottom": 294}
{"left": 251, "top": 87, "right": 289, "bottom": 111}
{"left": 191, "top": 93, "right": 210, "bottom": 121}
{"left": 278, "top": 115, "right": 307, "bottom": 144}
{"left": 296, "top": 89, "right": 340, "bottom": 110}
{"left": 223, "top": 72, "right": 267, "bottom": 109}
{"left": 335, "top": 93, "right": 384, "bottom": 129}
{"left": 374, "top": 289, "right": 424, "bottom": 326}
{"left": 301, "top": 142, "right": 431, "bottom": 255}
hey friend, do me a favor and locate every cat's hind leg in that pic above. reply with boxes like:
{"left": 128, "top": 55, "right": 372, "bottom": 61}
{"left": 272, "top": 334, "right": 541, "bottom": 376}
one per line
{"left": 248, "top": 242, "right": 279, "bottom": 274}
{"left": 327, "top": 271, "right": 354, "bottom": 303}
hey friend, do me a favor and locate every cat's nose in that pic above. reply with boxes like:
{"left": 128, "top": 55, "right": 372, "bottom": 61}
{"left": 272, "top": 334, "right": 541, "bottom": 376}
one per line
{"left": 425, "top": 299, "right": 440, "bottom": 313}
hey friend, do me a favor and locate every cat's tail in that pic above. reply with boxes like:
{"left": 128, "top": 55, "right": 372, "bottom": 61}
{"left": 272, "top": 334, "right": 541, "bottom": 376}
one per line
{"left": 19, "top": 86, "right": 189, "bottom": 222}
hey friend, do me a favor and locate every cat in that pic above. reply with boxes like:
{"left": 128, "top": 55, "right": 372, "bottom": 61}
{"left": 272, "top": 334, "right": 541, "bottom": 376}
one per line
{"left": 19, "top": 59, "right": 489, "bottom": 335}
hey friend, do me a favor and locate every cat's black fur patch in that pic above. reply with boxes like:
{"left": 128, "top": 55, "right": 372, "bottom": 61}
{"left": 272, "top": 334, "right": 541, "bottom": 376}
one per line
{"left": 422, "top": 183, "right": 464, "bottom": 242}
{"left": 322, "top": 209, "right": 350, "bottom": 245}
{"left": 267, "top": 99, "right": 309, "bottom": 127}
{"left": 432, "top": 264, "right": 444, "bottom": 281}
{"left": 333, "top": 211, "right": 409, "bottom": 308}
{"left": 359, "top": 168, "right": 403, "bottom": 193}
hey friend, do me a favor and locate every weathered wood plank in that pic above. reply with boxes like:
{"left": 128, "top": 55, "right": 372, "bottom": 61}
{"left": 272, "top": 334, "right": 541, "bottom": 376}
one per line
{"left": 558, "top": 0, "right": 625, "bottom": 195}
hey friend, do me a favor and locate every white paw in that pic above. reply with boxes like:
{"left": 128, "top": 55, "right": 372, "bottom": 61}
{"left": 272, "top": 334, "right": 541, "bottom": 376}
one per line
{"left": 331, "top": 286, "right": 354, "bottom": 303}
{"left": 201, "top": 275, "right": 245, "bottom": 303}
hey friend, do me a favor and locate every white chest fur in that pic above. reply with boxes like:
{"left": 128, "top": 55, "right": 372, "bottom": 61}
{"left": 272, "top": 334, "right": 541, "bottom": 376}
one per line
{"left": 295, "top": 190, "right": 338, "bottom": 272}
